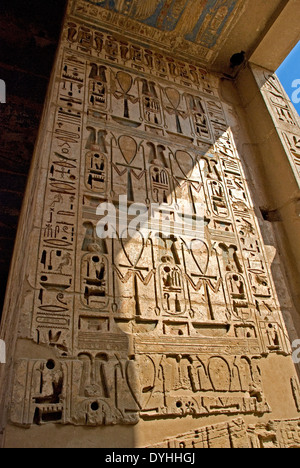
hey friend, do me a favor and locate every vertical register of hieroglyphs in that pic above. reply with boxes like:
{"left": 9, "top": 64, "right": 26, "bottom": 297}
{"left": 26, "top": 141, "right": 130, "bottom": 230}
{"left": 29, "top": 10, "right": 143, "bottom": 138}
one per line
{"left": 2, "top": 0, "right": 299, "bottom": 443}
{"left": 254, "top": 66, "right": 300, "bottom": 186}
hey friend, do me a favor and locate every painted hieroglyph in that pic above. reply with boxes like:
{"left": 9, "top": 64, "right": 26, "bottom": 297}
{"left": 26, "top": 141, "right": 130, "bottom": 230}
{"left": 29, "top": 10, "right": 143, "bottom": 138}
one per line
{"left": 2, "top": 0, "right": 300, "bottom": 445}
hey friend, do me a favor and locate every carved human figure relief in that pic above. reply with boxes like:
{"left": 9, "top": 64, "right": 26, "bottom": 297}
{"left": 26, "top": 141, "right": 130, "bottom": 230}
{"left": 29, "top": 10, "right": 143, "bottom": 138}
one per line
{"left": 263, "top": 72, "right": 297, "bottom": 126}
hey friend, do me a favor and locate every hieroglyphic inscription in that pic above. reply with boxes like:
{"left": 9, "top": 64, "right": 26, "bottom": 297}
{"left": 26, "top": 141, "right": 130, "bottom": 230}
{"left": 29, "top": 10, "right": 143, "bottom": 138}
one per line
{"left": 10, "top": 1, "right": 295, "bottom": 429}
{"left": 70, "top": 0, "right": 245, "bottom": 66}
{"left": 258, "top": 69, "right": 300, "bottom": 186}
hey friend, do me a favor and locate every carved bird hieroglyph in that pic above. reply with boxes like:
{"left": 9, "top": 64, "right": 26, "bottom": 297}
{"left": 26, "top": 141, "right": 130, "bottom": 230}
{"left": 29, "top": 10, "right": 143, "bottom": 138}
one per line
{"left": 134, "top": 0, "right": 161, "bottom": 20}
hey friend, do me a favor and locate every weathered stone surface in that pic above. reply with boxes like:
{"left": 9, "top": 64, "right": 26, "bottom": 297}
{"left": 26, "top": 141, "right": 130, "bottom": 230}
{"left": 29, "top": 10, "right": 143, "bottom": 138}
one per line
{"left": 0, "top": 0, "right": 300, "bottom": 448}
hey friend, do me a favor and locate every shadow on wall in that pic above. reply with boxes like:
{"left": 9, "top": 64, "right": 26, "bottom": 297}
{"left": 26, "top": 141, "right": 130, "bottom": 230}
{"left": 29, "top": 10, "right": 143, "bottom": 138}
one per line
{"left": 0, "top": 0, "right": 67, "bottom": 316}
{"left": 220, "top": 68, "right": 300, "bottom": 374}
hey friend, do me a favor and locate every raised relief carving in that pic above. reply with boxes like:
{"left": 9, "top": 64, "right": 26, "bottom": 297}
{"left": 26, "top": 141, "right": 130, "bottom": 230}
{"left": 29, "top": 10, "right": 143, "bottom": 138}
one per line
{"left": 148, "top": 417, "right": 300, "bottom": 448}
{"left": 113, "top": 232, "right": 156, "bottom": 319}
{"left": 111, "top": 71, "right": 140, "bottom": 126}
{"left": 148, "top": 144, "right": 172, "bottom": 204}
{"left": 159, "top": 254, "right": 186, "bottom": 317}
{"left": 291, "top": 377, "right": 300, "bottom": 412}
{"left": 282, "top": 131, "right": 300, "bottom": 179}
{"left": 186, "top": 94, "right": 211, "bottom": 140}
{"left": 170, "top": 149, "right": 204, "bottom": 214}
{"left": 182, "top": 239, "right": 227, "bottom": 321}
{"left": 148, "top": 418, "right": 250, "bottom": 448}
{"left": 8, "top": 2, "right": 299, "bottom": 438}
{"left": 163, "top": 87, "right": 189, "bottom": 137}
{"left": 81, "top": 251, "right": 108, "bottom": 309}
{"left": 65, "top": 18, "right": 219, "bottom": 94}
{"left": 88, "top": 63, "right": 108, "bottom": 110}
{"left": 248, "top": 419, "right": 300, "bottom": 448}
{"left": 72, "top": 0, "right": 245, "bottom": 68}
{"left": 85, "top": 150, "right": 108, "bottom": 193}
{"left": 112, "top": 135, "right": 147, "bottom": 203}
{"left": 73, "top": 353, "right": 140, "bottom": 425}
{"left": 140, "top": 79, "right": 162, "bottom": 128}
{"left": 207, "top": 180, "right": 229, "bottom": 218}
{"left": 11, "top": 359, "right": 67, "bottom": 426}
{"left": 137, "top": 354, "right": 270, "bottom": 419}
{"left": 283, "top": 132, "right": 300, "bottom": 160}
{"left": 11, "top": 355, "right": 140, "bottom": 427}
{"left": 263, "top": 72, "right": 297, "bottom": 127}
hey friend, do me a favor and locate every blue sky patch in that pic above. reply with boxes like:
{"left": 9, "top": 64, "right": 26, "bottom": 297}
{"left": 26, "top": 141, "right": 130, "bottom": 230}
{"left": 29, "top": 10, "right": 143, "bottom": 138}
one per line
{"left": 277, "top": 41, "right": 300, "bottom": 116}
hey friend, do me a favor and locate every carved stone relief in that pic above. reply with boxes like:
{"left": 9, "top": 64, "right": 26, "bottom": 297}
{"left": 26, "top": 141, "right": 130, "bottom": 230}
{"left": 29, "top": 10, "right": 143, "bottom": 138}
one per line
{"left": 256, "top": 67, "right": 300, "bottom": 187}
{"left": 148, "top": 417, "right": 300, "bottom": 448}
{"left": 70, "top": 0, "right": 245, "bottom": 66}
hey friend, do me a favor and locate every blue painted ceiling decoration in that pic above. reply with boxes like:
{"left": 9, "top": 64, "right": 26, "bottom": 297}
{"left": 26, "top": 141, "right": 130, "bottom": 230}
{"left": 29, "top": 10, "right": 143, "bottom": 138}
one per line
{"left": 78, "top": 0, "right": 243, "bottom": 63}
{"left": 86, "top": 0, "right": 239, "bottom": 46}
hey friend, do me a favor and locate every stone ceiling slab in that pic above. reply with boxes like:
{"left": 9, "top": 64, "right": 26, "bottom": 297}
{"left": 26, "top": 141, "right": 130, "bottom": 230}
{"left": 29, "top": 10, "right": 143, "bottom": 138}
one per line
{"left": 74, "top": 0, "right": 245, "bottom": 66}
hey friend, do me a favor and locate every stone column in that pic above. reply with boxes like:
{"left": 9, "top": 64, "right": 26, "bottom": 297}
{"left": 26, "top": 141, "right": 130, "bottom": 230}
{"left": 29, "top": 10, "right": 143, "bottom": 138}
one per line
{"left": 236, "top": 63, "right": 300, "bottom": 347}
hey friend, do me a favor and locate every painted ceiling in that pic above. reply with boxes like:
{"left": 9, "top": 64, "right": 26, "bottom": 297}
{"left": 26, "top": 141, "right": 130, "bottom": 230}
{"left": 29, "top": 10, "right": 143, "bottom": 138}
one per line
{"left": 76, "top": 0, "right": 244, "bottom": 64}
